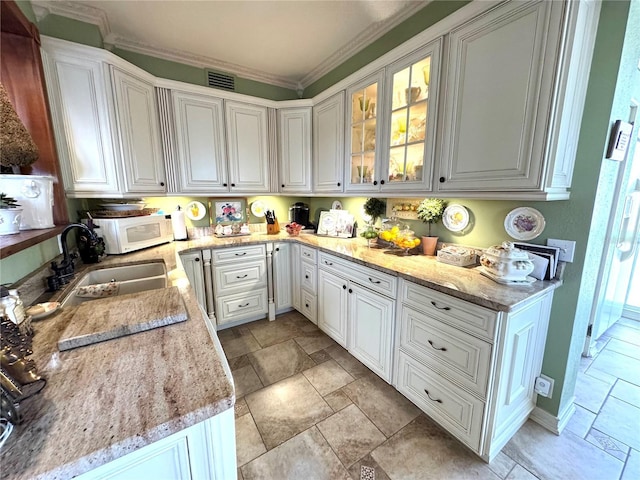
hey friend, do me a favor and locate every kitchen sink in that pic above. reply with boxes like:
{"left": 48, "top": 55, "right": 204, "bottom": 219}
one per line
{"left": 60, "top": 262, "right": 168, "bottom": 307}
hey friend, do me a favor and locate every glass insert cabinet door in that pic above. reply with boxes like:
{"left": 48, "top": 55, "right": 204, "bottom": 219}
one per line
{"left": 345, "top": 72, "right": 384, "bottom": 190}
{"left": 383, "top": 39, "right": 441, "bottom": 191}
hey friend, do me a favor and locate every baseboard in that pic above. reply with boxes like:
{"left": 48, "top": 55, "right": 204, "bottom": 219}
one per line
{"left": 529, "top": 398, "right": 576, "bottom": 435}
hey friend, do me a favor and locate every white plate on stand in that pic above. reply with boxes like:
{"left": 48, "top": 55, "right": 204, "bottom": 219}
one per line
{"left": 442, "top": 204, "right": 470, "bottom": 232}
{"left": 504, "top": 207, "right": 545, "bottom": 241}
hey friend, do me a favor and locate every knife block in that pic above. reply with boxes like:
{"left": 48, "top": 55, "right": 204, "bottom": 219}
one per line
{"left": 267, "top": 219, "right": 280, "bottom": 234}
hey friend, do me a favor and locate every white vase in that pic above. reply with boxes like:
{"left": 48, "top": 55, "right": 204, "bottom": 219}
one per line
{"left": 0, "top": 208, "right": 23, "bottom": 235}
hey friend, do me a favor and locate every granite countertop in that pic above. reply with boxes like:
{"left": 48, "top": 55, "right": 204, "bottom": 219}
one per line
{"left": 1, "top": 232, "right": 559, "bottom": 479}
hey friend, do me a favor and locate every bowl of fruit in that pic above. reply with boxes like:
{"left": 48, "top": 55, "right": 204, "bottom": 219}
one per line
{"left": 390, "top": 227, "right": 421, "bottom": 255}
{"left": 285, "top": 222, "right": 304, "bottom": 236}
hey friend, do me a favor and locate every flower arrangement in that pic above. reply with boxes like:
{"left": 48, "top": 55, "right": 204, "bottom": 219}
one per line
{"left": 417, "top": 198, "right": 446, "bottom": 236}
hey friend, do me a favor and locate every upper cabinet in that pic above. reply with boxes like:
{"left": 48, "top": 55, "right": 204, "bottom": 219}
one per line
{"left": 168, "top": 90, "right": 228, "bottom": 194}
{"left": 438, "top": 0, "right": 599, "bottom": 199}
{"left": 278, "top": 108, "right": 312, "bottom": 193}
{"left": 313, "top": 92, "right": 345, "bottom": 193}
{"left": 225, "top": 101, "right": 271, "bottom": 193}
{"left": 41, "top": 40, "right": 122, "bottom": 197}
{"left": 110, "top": 67, "right": 166, "bottom": 194}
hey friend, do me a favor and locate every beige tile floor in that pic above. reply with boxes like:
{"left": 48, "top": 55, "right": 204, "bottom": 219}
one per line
{"left": 219, "top": 312, "right": 640, "bottom": 480}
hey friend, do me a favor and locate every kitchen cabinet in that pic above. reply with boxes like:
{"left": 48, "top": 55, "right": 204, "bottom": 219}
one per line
{"left": 180, "top": 251, "right": 206, "bottom": 311}
{"left": 211, "top": 245, "right": 268, "bottom": 328}
{"left": 225, "top": 101, "right": 270, "bottom": 193}
{"left": 41, "top": 38, "right": 122, "bottom": 197}
{"left": 278, "top": 108, "right": 312, "bottom": 193}
{"left": 169, "top": 90, "right": 228, "bottom": 194}
{"left": 298, "top": 245, "right": 318, "bottom": 324}
{"left": 272, "top": 242, "right": 294, "bottom": 314}
{"left": 111, "top": 67, "right": 166, "bottom": 194}
{"left": 77, "top": 407, "right": 236, "bottom": 480}
{"left": 396, "top": 279, "right": 553, "bottom": 461}
{"left": 318, "top": 252, "right": 396, "bottom": 381}
{"left": 291, "top": 243, "right": 301, "bottom": 311}
{"left": 313, "top": 92, "right": 345, "bottom": 192}
{"left": 438, "top": 0, "right": 599, "bottom": 199}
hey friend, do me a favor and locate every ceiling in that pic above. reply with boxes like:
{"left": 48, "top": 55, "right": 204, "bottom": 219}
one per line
{"left": 31, "top": 0, "right": 430, "bottom": 91}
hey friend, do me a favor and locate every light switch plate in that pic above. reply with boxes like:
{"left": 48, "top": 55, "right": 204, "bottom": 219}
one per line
{"left": 547, "top": 239, "right": 576, "bottom": 263}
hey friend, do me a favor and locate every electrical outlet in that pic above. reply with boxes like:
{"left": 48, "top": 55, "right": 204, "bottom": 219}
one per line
{"left": 547, "top": 239, "right": 576, "bottom": 262}
{"left": 534, "top": 375, "right": 554, "bottom": 398}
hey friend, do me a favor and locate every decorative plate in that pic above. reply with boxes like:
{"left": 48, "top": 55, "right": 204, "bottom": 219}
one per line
{"left": 442, "top": 204, "right": 470, "bottom": 232}
{"left": 250, "top": 200, "right": 266, "bottom": 217}
{"left": 504, "top": 207, "right": 545, "bottom": 240}
{"left": 331, "top": 201, "right": 343, "bottom": 210}
{"left": 185, "top": 201, "right": 206, "bottom": 221}
{"left": 26, "top": 302, "right": 60, "bottom": 321}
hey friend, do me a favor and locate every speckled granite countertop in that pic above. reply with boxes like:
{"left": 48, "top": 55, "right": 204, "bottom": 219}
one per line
{"left": 1, "top": 233, "right": 559, "bottom": 479}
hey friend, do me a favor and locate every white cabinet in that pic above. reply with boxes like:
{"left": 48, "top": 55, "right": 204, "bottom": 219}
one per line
{"left": 170, "top": 91, "right": 228, "bottom": 193}
{"left": 438, "top": 0, "right": 598, "bottom": 199}
{"left": 180, "top": 251, "right": 206, "bottom": 311}
{"left": 41, "top": 39, "right": 122, "bottom": 197}
{"left": 273, "top": 242, "right": 293, "bottom": 314}
{"left": 313, "top": 92, "right": 345, "bottom": 192}
{"left": 291, "top": 243, "right": 301, "bottom": 311}
{"left": 77, "top": 409, "right": 236, "bottom": 480}
{"left": 225, "top": 101, "right": 270, "bottom": 193}
{"left": 318, "top": 252, "right": 396, "bottom": 381}
{"left": 111, "top": 67, "right": 166, "bottom": 194}
{"left": 278, "top": 108, "right": 312, "bottom": 193}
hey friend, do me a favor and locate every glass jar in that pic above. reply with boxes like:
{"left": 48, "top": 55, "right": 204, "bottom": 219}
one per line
{"left": 390, "top": 226, "right": 421, "bottom": 255}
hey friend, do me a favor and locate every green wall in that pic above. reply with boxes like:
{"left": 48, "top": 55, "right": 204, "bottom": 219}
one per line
{"left": 0, "top": 236, "right": 60, "bottom": 285}
{"left": 38, "top": 14, "right": 103, "bottom": 48}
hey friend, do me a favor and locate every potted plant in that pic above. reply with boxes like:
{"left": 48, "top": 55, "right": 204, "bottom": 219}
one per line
{"left": 0, "top": 193, "right": 23, "bottom": 235}
{"left": 361, "top": 197, "right": 386, "bottom": 246}
{"left": 417, "top": 197, "right": 446, "bottom": 255}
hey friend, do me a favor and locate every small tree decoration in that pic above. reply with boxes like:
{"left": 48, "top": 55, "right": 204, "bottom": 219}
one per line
{"left": 417, "top": 198, "right": 446, "bottom": 236}
{"left": 363, "top": 197, "right": 386, "bottom": 225}
{"left": 1, "top": 83, "right": 39, "bottom": 171}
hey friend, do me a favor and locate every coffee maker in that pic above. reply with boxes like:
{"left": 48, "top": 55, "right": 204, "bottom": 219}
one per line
{"left": 288, "top": 202, "right": 314, "bottom": 231}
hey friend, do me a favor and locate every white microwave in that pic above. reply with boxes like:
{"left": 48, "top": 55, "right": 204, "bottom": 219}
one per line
{"left": 85, "top": 214, "right": 174, "bottom": 254}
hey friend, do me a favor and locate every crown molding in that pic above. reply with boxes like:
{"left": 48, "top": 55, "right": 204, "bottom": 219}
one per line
{"left": 31, "top": 1, "right": 110, "bottom": 39}
{"left": 299, "top": 0, "right": 430, "bottom": 88}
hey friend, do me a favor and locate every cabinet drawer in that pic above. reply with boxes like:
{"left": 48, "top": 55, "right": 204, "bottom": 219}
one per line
{"left": 300, "top": 260, "right": 317, "bottom": 294}
{"left": 300, "top": 290, "right": 317, "bottom": 324}
{"left": 401, "top": 280, "right": 498, "bottom": 341}
{"left": 214, "top": 260, "right": 266, "bottom": 293}
{"left": 400, "top": 306, "right": 492, "bottom": 398}
{"left": 217, "top": 289, "right": 268, "bottom": 325}
{"left": 318, "top": 252, "right": 397, "bottom": 298}
{"left": 397, "top": 352, "right": 484, "bottom": 452}
{"left": 211, "top": 245, "right": 266, "bottom": 264}
{"left": 300, "top": 245, "right": 317, "bottom": 263}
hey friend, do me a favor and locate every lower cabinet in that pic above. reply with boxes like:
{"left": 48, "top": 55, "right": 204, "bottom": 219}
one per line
{"left": 77, "top": 408, "right": 236, "bottom": 480}
{"left": 180, "top": 251, "right": 206, "bottom": 310}
{"left": 272, "top": 242, "right": 293, "bottom": 314}
{"left": 317, "top": 268, "right": 349, "bottom": 346}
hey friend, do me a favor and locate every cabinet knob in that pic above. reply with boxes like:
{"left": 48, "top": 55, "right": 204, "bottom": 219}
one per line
{"left": 439, "top": 177, "right": 445, "bottom": 183}
{"left": 194, "top": 258, "right": 199, "bottom": 262}
{"left": 231, "top": 183, "right": 236, "bottom": 187}
{"left": 343, "top": 285, "right": 347, "bottom": 290}
{"left": 373, "top": 180, "right": 378, "bottom": 186}
{"left": 275, "top": 247, "right": 280, "bottom": 252}
{"left": 160, "top": 181, "right": 165, "bottom": 187}
{"left": 305, "top": 303, "right": 309, "bottom": 308}
{"left": 305, "top": 275, "right": 309, "bottom": 279}
{"left": 380, "top": 179, "right": 385, "bottom": 185}
{"left": 282, "top": 184, "right": 285, "bottom": 188}
{"left": 348, "top": 288, "right": 352, "bottom": 294}
{"left": 337, "top": 182, "right": 341, "bottom": 187}
{"left": 223, "top": 183, "right": 228, "bottom": 187}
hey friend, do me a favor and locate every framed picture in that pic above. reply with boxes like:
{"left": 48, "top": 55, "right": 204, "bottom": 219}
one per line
{"left": 213, "top": 199, "right": 246, "bottom": 224}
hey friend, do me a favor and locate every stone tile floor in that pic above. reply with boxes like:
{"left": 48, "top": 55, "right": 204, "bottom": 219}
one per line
{"left": 219, "top": 311, "right": 640, "bottom": 480}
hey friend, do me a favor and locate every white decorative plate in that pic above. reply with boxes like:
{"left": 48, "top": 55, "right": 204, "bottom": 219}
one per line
{"left": 504, "top": 207, "right": 545, "bottom": 240}
{"left": 250, "top": 200, "right": 266, "bottom": 217}
{"left": 442, "top": 204, "right": 470, "bottom": 232}
{"left": 185, "top": 201, "right": 206, "bottom": 221}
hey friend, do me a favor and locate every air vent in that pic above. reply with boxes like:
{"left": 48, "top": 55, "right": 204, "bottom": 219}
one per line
{"left": 206, "top": 70, "right": 235, "bottom": 91}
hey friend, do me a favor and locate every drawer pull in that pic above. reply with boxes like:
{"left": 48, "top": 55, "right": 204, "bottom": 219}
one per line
{"left": 238, "top": 302, "right": 250, "bottom": 308}
{"left": 235, "top": 252, "right": 247, "bottom": 257}
{"left": 324, "top": 260, "right": 333, "bottom": 266}
{"left": 424, "top": 389, "right": 443, "bottom": 403}
{"left": 368, "top": 277, "right": 382, "bottom": 284}
{"left": 236, "top": 274, "right": 248, "bottom": 279}
{"left": 430, "top": 301, "right": 451, "bottom": 311}
{"left": 303, "top": 252, "right": 311, "bottom": 257}
{"left": 428, "top": 340, "right": 447, "bottom": 352}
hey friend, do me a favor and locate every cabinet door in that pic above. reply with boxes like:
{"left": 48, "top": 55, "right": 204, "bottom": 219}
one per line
{"left": 345, "top": 72, "right": 384, "bottom": 192}
{"left": 111, "top": 67, "right": 166, "bottom": 194}
{"left": 317, "top": 269, "right": 348, "bottom": 347}
{"left": 439, "top": 0, "right": 558, "bottom": 192}
{"left": 313, "top": 92, "right": 345, "bottom": 192}
{"left": 382, "top": 40, "right": 441, "bottom": 192}
{"left": 273, "top": 242, "right": 293, "bottom": 313}
{"left": 225, "top": 101, "right": 270, "bottom": 193}
{"left": 291, "top": 243, "right": 301, "bottom": 311}
{"left": 180, "top": 252, "right": 206, "bottom": 311}
{"left": 172, "top": 91, "right": 228, "bottom": 193}
{"left": 42, "top": 48, "right": 121, "bottom": 196}
{"left": 278, "top": 108, "right": 312, "bottom": 193}
{"left": 348, "top": 283, "right": 395, "bottom": 382}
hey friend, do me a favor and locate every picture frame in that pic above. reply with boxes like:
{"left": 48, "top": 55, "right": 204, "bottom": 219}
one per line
{"left": 212, "top": 199, "right": 246, "bottom": 224}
